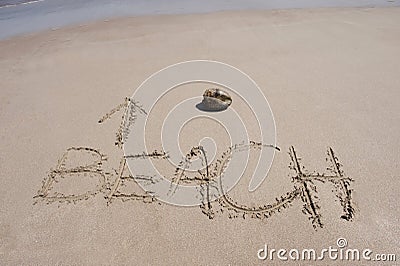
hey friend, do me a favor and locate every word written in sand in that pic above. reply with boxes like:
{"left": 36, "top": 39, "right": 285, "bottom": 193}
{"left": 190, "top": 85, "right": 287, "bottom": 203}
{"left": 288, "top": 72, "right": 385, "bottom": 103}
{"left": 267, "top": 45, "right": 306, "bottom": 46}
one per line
{"left": 34, "top": 98, "right": 356, "bottom": 230}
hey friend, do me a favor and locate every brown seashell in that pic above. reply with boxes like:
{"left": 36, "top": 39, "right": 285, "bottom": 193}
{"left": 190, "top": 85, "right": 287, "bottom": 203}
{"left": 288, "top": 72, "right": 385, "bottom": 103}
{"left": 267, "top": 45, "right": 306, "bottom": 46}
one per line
{"left": 201, "top": 88, "right": 232, "bottom": 111}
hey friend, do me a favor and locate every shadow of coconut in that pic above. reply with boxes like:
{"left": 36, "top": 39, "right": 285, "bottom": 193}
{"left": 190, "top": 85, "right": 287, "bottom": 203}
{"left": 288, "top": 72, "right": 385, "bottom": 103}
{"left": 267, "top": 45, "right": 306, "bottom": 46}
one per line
{"left": 195, "top": 102, "right": 229, "bottom": 112}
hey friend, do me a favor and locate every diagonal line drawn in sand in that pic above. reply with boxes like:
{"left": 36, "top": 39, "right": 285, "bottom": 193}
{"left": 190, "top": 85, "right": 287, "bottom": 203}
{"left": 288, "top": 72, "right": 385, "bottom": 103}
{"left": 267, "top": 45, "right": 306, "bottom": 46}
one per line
{"left": 34, "top": 97, "right": 357, "bottom": 230}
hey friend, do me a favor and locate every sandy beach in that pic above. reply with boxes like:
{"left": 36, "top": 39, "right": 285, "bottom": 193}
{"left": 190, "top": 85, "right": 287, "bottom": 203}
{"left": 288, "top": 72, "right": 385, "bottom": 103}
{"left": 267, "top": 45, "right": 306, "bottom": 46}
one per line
{"left": 0, "top": 6, "right": 399, "bottom": 265}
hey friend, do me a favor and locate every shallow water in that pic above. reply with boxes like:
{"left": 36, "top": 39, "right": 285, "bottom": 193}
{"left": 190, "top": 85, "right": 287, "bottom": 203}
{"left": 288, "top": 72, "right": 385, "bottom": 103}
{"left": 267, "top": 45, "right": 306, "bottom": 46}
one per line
{"left": 0, "top": 0, "right": 399, "bottom": 39}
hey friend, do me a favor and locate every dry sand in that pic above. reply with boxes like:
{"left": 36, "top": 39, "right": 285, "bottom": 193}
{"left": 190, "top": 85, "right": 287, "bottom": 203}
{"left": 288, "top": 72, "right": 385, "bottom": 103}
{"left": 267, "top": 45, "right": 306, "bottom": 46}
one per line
{"left": 0, "top": 7, "right": 399, "bottom": 265}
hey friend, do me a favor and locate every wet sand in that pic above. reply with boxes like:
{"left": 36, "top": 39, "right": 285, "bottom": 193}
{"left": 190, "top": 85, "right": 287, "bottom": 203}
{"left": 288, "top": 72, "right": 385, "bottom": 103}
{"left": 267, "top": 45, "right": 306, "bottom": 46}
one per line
{"left": 0, "top": 7, "right": 399, "bottom": 265}
{"left": 1, "top": 0, "right": 400, "bottom": 39}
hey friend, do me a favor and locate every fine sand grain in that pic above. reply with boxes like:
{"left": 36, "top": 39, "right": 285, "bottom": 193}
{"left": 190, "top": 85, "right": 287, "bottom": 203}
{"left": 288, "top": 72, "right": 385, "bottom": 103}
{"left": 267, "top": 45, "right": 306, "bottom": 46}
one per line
{"left": 0, "top": 7, "right": 399, "bottom": 265}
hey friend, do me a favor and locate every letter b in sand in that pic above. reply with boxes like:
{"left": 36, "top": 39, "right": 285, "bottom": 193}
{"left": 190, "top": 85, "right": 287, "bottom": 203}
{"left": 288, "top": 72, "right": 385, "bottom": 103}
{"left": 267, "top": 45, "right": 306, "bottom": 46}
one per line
{"left": 34, "top": 147, "right": 107, "bottom": 203}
